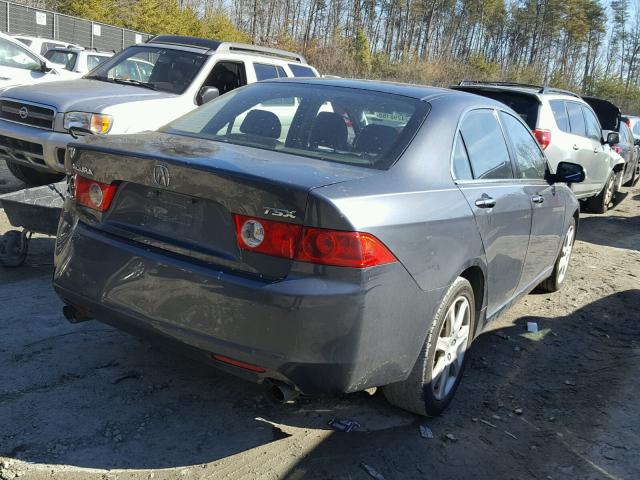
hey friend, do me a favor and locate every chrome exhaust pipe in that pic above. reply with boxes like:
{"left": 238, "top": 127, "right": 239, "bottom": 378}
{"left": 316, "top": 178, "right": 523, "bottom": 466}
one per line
{"left": 269, "top": 381, "right": 299, "bottom": 403}
{"left": 62, "top": 305, "right": 92, "bottom": 324}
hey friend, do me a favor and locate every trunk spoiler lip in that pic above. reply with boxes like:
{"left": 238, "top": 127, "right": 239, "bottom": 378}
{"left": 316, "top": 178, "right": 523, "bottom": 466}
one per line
{"left": 67, "top": 138, "right": 382, "bottom": 193}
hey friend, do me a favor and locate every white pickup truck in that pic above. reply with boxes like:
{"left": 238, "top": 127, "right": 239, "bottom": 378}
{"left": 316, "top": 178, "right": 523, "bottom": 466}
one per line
{"left": 0, "top": 35, "right": 318, "bottom": 185}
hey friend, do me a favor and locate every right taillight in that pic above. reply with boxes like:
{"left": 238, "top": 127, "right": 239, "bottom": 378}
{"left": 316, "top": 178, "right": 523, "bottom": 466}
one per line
{"left": 74, "top": 174, "right": 117, "bottom": 212}
{"left": 233, "top": 214, "right": 397, "bottom": 268}
{"left": 533, "top": 128, "right": 551, "bottom": 150}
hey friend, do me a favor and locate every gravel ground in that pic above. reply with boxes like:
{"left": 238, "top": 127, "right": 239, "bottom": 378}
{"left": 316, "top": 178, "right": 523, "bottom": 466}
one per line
{"left": 1, "top": 162, "right": 639, "bottom": 480}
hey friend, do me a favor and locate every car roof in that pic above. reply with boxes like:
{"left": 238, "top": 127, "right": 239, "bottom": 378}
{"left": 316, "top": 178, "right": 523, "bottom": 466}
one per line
{"left": 260, "top": 77, "right": 507, "bottom": 106}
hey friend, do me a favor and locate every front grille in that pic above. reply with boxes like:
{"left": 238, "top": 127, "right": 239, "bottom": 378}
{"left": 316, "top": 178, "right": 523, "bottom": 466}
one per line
{"left": 0, "top": 100, "right": 55, "bottom": 130}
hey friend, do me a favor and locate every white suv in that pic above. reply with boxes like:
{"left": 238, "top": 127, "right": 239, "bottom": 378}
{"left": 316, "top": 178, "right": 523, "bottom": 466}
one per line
{"left": 12, "top": 35, "right": 78, "bottom": 56}
{"left": 0, "top": 31, "right": 75, "bottom": 91}
{"left": 44, "top": 48, "right": 113, "bottom": 77}
{"left": 454, "top": 82, "right": 625, "bottom": 213}
{"left": 0, "top": 35, "right": 318, "bottom": 185}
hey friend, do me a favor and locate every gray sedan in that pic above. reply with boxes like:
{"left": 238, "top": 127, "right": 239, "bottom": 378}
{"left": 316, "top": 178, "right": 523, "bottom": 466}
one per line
{"left": 54, "top": 78, "right": 584, "bottom": 416}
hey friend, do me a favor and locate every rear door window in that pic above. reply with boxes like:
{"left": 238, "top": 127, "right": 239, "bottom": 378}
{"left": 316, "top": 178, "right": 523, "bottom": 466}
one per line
{"left": 582, "top": 106, "right": 602, "bottom": 141}
{"left": 500, "top": 112, "right": 547, "bottom": 180}
{"left": 460, "top": 109, "right": 513, "bottom": 179}
{"left": 550, "top": 100, "right": 569, "bottom": 132}
{"left": 566, "top": 102, "right": 586, "bottom": 137}
{"left": 288, "top": 64, "right": 317, "bottom": 77}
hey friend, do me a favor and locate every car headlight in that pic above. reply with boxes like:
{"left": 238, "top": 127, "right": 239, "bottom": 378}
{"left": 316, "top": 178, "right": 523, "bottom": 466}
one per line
{"left": 63, "top": 112, "right": 113, "bottom": 134}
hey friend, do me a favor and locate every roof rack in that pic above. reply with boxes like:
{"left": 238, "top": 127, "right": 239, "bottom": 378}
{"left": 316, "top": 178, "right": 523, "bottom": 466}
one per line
{"left": 457, "top": 80, "right": 581, "bottom": 98}
{"left": 540, "top": 86, "right": 580, "bottom": 98}
{"left": 146, "top": 35, "right": 221, "bottom": 51}
{"left": 458, "top": 80, "right": 544, "bottom": 90}
{"left": 216, "top": 42, "right": 306, "bottom": 63}
{"left": 146, "top": 35, "right": 306, "bottom": 63}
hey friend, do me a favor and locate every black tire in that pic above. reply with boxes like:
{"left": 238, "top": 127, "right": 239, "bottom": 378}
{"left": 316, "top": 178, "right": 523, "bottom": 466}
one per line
{"left": 383, "top": 277, "right": 475, "bottom": 417}
{"left": 5, "top": 161, "right": 64, "bottom": 187}
{"left": 539, "top": 217, "right": 576, "bottom": 293}
{"left": 585, "top": 173, "right": 615, "bottom": 214}
{"left": 0, "top": 230, "right": 29, "bottom": 268}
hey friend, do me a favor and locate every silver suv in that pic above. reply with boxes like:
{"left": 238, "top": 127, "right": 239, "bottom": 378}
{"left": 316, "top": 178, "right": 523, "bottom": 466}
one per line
{"left": 453, "top": 82, "right": 624, "bottom": 213}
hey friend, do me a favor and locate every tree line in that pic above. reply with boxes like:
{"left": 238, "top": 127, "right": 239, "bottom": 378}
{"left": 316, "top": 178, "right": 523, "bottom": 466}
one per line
{"left": 16, "top": 0, "right": 640, "bottom": 113}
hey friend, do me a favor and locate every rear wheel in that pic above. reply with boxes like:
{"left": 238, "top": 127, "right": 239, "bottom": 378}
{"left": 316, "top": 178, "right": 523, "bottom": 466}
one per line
{"left": 586, "top": 173, "right": 615, "bottom": 214}
{"left": 539, "top": 218, "right": 575, "bottom": 293}
{"left": 383, "top": 277, "right": 475, "bottom": 416}
{"left": 5, "top": 161, "right": 64, "bottom": 187}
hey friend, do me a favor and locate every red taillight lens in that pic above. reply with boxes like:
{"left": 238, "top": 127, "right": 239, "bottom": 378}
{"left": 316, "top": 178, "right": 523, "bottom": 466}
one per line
{"left": 233, "top": 214, "right": 397, "bottom": 268}
{"left": 74, "top": 175, "right": 117, "bottom": 212}
{"left": 625, "top": 118, "right": 631, "bottom": 127}
{"left": 297, "top": 228, "right": 396, "bottom": 267}
{"left": 533, "top": 128, "right": 551, "bottom": 150}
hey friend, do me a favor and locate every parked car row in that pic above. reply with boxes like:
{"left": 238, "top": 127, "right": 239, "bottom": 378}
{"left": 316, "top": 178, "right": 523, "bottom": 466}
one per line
{"left": 454, "top": 81, "right": 639, "bottom": 212}
{"left": 0, "top": 34, "right": 636, "bottom": 418}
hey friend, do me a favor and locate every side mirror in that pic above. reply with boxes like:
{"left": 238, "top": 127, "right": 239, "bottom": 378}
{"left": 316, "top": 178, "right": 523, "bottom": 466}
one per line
{"left": 197, "top": 86, "right": 219, "bottom": 105}
{"left": 603, "top": 130, "right": 619, "bottom": 145}
{"left": 40, "top": 60, "right": 52, "bottom": 73}
{"left": 552, "top": 161, "right": 585, "bottom": 184}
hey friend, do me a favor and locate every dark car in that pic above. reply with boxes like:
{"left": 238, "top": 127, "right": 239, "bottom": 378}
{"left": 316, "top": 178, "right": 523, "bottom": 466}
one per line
{"left": 54, "top": 78, "right": 584, "bottom": 416}
{"left": 582, "top": 96, "right": 639, "bottom": 187}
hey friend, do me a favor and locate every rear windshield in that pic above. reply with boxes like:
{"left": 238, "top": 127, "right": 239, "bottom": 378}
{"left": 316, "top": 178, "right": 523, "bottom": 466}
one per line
{"left": 162, "top": 82, "right": 428, "bottom": 170}
{"left": 459, "top": 88, "right": 539, "bottom": 129}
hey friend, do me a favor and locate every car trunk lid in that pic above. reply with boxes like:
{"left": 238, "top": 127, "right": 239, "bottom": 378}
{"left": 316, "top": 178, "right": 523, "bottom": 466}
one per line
{"left": 67, "top": 132, "right": 377, "bottom": 279}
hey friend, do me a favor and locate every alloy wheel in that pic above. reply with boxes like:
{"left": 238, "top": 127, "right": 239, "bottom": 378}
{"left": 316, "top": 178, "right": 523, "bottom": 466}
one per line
{"left": 556, "top": 225, "right": 575, "bottom": 284}
{"left": 604, "top": 175, "right": 615, "bottom": 207}
{"left": 432, "top": 296, "right": 471, "bottom": 400}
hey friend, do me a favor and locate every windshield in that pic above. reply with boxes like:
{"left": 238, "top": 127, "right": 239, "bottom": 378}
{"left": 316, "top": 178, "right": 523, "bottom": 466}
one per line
{"left": 161, "top": 82, "right": 428, "bottom": 169}
{"left": 85, "top": 45, "right": 207, "bottom": 94}
{"left": 0, "top": 37, "right": 41, "bottom": 71}
{"left": 44, "top": 50, "right": 77, "bottom": 70}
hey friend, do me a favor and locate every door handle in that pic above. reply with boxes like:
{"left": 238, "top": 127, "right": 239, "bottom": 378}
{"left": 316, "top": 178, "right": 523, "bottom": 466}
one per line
{"left": 573, "top": 144, "right": 579, "bottom": 150}
{"left": 531, "top": 194, "right": 544, "bottom": 204}
{"left": 594, "top": 148, "right": 600, "bottom": 153}
{"left": 475, "top": 194, "right": 496, "bottom": 209}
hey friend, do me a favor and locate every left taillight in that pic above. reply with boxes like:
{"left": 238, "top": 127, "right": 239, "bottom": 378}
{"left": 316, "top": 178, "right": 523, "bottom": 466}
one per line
{"left": 533, "top": 128, "right": 551, "bottom": 150}
{"left": 73, "top": 175, "right": 117, "bottom": 212}
{"left": 233, "top": 214, "right": 397, "bottom": 268}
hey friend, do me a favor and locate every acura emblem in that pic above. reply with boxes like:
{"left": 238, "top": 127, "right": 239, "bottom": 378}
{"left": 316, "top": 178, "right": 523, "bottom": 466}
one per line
{"left": 153, "top": 164, "right": 170, "bottom": 187}
{"left": 18, "top": 106, "right": 29, "bottom": 120}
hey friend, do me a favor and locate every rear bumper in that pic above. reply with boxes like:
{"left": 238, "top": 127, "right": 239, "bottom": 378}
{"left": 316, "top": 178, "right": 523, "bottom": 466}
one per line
{"left": 53, "top": 209, "right": 445, "bottom": 394}
{"left": 0, "top": 119, "right": 70, "bottom": 173}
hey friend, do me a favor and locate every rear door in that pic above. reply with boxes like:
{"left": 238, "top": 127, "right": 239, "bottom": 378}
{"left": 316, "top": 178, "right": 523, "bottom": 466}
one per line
{"left": 499, "top": 111, "right": 565, "bottom": 288}
{"left": 452, "top": 109, "right": 532, "bottom": 317}
{"left": 565, "top": 101, "right": 599, "bottom": 196}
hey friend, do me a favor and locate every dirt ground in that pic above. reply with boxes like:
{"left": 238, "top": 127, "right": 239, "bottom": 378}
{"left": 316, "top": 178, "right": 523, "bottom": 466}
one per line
{"left": 1, "top": 161, "right": 639, "bottom": 480}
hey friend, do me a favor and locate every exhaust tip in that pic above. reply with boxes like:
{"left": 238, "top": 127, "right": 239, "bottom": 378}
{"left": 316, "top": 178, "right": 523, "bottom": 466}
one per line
{"left": 268, "top": 381, "right": 299, "bottom": 404}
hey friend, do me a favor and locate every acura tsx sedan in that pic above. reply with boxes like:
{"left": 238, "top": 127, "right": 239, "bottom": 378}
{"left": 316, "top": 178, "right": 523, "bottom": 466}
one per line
{"left": 53, "top": 78, "right": 584, "bottom": 416}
